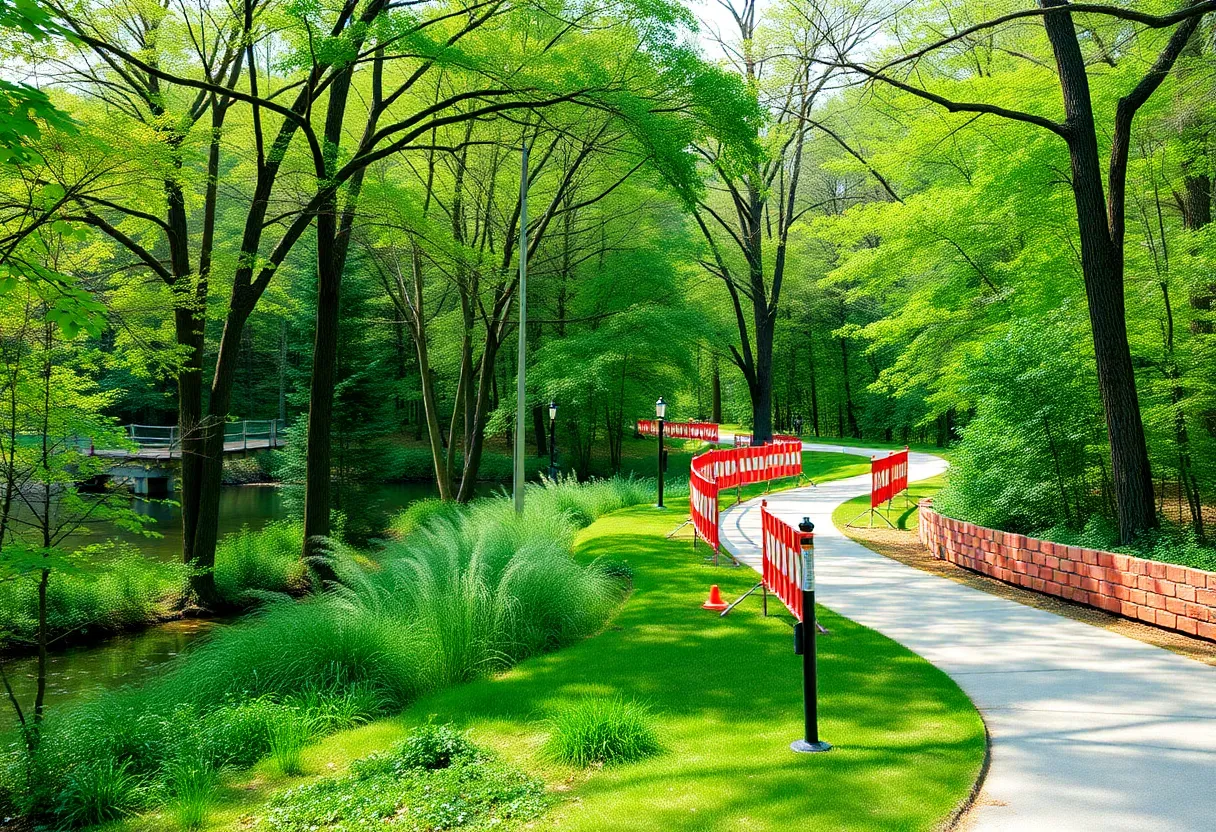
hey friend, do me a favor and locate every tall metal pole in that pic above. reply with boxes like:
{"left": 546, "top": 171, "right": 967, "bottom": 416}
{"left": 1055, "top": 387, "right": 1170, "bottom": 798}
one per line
{"left": 513, "top": 141, "right": 529, "bottom": 514}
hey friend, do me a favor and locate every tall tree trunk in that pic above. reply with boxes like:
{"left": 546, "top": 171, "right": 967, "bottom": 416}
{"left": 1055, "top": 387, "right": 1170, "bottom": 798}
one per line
{"left": 840, "top": 337, "right": 859, "bottom": 438}
{"left": 807, "top": 337, "right": 820, "bottom": 436}
{"left": 1042, "top": 0, "right": 1157, "bottom": 543}
{"left": 711, "top": 355, "right": 722, "bottom": 424}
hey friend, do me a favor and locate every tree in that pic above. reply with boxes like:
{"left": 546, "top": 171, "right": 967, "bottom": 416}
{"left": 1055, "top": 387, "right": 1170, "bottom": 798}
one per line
{"left": 690, "top": 0, "right": 879, "bottom": 442}
{"left": 833, "top": 0, "right": 1216, "bottom": 543}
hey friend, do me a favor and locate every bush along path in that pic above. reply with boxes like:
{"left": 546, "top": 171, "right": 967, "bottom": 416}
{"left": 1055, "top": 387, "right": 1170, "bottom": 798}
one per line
{"left": 77, "top": 475, "right": 985, "bottom": 832}
{"left": 719, "top": 442, "right": 1216, "bottom": 831}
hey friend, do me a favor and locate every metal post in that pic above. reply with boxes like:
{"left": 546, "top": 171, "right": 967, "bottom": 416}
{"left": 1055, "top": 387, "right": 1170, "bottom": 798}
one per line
{"left": 242, "top": 421, "right": 248, "bottom": 451}
{"left": 792, "top": 517, "right": 831, "bottom": 754}
{"left": 548, "top": 413, "right": 557, "bottom": 480}
{"left": 656, "top": 418, "right": 665, "bottom": 508}
{"left": 513, "top": 140, "right": 529, "bottom": 515}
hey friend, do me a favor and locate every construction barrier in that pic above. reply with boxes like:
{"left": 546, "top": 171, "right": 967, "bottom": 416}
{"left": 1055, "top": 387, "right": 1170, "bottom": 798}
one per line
{"left": 636, "top": 420, "right": 719, "bottom": 442}
{"left": 761, "top": 501, "right": 805, "bottom": 621}
{"left": 689, "top": 455, "right": 720, "bottom": 551}
{"left": 870, "top": 446, "right": 909, "bottom": 508}
{"left": 685, "top": 430, "right": 804, "bottom": 555}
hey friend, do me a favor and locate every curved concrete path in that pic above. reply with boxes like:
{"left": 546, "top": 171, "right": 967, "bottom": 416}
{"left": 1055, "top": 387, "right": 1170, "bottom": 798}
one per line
{"left": 719, "top": 441, "right": 1216, "bottom": 831}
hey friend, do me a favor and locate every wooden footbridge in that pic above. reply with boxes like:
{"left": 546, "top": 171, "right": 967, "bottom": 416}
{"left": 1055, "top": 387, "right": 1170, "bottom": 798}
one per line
{"left": 84, "top": 419, "right": 284, "bottom": 494}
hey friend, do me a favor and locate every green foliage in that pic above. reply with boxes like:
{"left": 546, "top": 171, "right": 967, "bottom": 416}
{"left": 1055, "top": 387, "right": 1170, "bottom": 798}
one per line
{"left": 264, "top": 727, "right": 549, "bottom": 832}
{"left": 543, "top": 695, "right": 662, "bottom": 767}
{"left": 934, "top": 312, "right": 1106, "bottom": 535}
{"left": 386, "top": 721, "right": 480, "bottom": 771}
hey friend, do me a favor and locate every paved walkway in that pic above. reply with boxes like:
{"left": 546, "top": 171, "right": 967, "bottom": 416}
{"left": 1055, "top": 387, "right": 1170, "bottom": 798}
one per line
{"left": 718, "top": 441, "right": 1216, "bottom": 831}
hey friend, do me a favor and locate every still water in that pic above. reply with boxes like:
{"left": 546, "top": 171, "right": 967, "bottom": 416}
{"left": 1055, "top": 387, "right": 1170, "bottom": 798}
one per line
{"left": 0, "top": 481, "right": 473, "bottom": 730}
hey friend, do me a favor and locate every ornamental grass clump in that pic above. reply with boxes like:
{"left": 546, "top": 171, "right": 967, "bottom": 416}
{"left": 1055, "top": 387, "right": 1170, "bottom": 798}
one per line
{"left": 543, "top": 695, "right": 663, "bottom": 767}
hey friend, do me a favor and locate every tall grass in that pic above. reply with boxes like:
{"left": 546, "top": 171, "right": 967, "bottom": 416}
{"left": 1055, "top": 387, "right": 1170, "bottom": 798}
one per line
{"left": 543, "top": 695, "right": 663, "bottom": 767}
{"left": 12, "top": 476, "right": 657, "bottom": 827}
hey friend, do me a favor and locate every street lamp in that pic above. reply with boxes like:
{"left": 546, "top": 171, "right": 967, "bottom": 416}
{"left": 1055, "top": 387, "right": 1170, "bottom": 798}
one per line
{"left": 547, "top": 401, "right": 558, "bottom": 480}
{"left": 792, "top": 517, "right": 830, "bottom": 753}
{"left": 655, "top": 397, "right": 667, "bottom": 508}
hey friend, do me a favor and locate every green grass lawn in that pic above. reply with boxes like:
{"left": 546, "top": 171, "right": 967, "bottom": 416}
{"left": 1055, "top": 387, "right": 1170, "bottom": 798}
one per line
{"left": 116, "top": 491, "right": 984, "bottom": 832}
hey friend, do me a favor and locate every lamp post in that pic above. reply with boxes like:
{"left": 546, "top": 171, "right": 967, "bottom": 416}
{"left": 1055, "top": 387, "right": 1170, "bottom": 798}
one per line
{"left": 512, "top": 140, "right": 529, "bottom": 515}
{"left": 548, "top": 401, "right": 558, "bottom": 480}
{"left": 655, "top": 397, "right": 666, "bottom": 508}
{"left": 792, "top": 517, "right": 830, "bottom": 753}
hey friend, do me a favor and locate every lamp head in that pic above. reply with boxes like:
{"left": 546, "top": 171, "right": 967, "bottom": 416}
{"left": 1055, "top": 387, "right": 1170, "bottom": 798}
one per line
{"left": 655, "top": 397, "right": 666, "bottom": 420}
{"left": 548, "top": 400, "right": 557, "bottom": 421}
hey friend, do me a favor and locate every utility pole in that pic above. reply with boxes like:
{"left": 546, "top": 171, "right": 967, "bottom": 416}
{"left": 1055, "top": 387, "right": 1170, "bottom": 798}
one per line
{"left": 513, "top": 140, "right": 529, "bottom": 515}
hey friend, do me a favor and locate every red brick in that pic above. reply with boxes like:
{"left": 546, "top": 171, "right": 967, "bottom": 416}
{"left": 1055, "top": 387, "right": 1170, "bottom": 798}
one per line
{"left": 1198, "top": 622, "right": 1216, "bottom": 643}
{"left": 1137, "top": 575, "right": 1156, "bottom": 592}
{"left": 1097, "top": 552, "right": 1114, "bottom": 569}
{"left": 1165, "top": 565, "right": 1187, "bottom": 583}
{"left": 1039, "top": 541, "right": 1056, "bottom": 557}
{"left": 1174, "top": 583, "right": 1195, "bottom": 603}
{"left": 1112, "top": 584, "right": 1132, "bottom": 602}
{"left": 1149, "top": 562, "right": 1169, "bottom": 579}
{"left": 1166, "top": 597, "right": 1188, "bottom": 616}
{"left": 1044, "top": 556, "right": 1060, "bottom": 570}
{"left": 1154, "top": 579, "right": 1176, "bottom": 598}
{"left": 1043, "top": 580, "right": 1063, "bottom": 596}
{"left": 1024, "top": 537, "right": 1040, "bottom": 552}
{"left": 1185, "top": 604, "right": 1211, "bottom": 623}
{"left": 1144, "top": 592, "right": 1166, "bottom": 611}
{"left": 1056, "top": 570, "right": 1072, "bottom": 585}
{"left": 1197, "top": 588, "right": 1216, "bottom": 607}
{"left": 1177, "top": 616, "right": 1199, "bottom": 636}
{"left": 1081, "top": 549, "right": 1098, "bottom": 565}
{"left": 1060, "top": 560, "right": 1076, "bottom": 573}
{"left": 1111, "top": 554, "right": 1132, "bottom": 571}
{"left": 1120, "top": 601, "right": 1139, "bottom": 619}
{"left": 1031, "top": 552, "right": 1046, "bottom": 566}
{"left": 1130, "top": 589, "right": 1147, "bottom": 605}
{"left": 1137, "top": 606, "right": 1157, "bottom": 623}
{"left": 1156, "top": 610, "right": 1178, "bottom": 630}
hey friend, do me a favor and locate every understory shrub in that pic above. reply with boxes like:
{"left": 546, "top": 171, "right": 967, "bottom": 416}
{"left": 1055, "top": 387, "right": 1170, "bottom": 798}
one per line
{"left": 214, "top": 521, "right": 310, "bottom": 604}
{"left": 16, "top": 477, "right": 654, "bottom": 827}
{"left": 0, "top": 545, "right": 185, "bottom": 650}
{"left": 543, "top": 695, "right": 663, "bottom": 767}
{"left": 264, "top": 724, "right": 548, "bottom": 832}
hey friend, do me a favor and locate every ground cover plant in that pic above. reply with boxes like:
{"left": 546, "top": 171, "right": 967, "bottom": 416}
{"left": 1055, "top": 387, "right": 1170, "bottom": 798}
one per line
{"left": 2, "top": 477, "right": 660, "bottom": 826}
{"left": 263, "top": 722, "right": 549, "bottom": 832}
{"left": 88, "top": 489, "right": 986, "bottom": 832}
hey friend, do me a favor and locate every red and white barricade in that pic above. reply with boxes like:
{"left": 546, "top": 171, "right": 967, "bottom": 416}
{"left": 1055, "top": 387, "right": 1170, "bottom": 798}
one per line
{"left": 761, "top": 501, "right": 806, "bottom": 621}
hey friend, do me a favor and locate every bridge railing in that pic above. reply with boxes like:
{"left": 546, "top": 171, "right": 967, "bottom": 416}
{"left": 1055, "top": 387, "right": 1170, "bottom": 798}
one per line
{"left": 86, "top": 419, "right": 285, "bottom": 455}
{"left": 224, "top": 419, "right": 282, "bottom": 450}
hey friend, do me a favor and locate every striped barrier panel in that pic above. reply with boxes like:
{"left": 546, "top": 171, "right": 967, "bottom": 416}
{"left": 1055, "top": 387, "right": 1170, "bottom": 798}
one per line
{"left": 761, "top": 500, "right": 806, "bottom": 621}
{"left": 636, "top": 420, "right": 720, "bottom": 442}
{"left": 871, "top": 446, "right": 909, "bottom": 508}
{"left": 689, "top": 453, "right": 720, "bottom": 550}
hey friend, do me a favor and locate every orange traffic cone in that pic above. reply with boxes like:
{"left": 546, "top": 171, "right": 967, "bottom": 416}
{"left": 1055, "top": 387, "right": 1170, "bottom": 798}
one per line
{"left": 702, "top": 585, "right": 729, "bottom": 611}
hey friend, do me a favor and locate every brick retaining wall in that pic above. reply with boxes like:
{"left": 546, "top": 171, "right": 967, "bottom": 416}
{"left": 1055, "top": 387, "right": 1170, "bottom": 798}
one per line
{"left": 918, "top": 500, "right": 1216, "bottom": 643}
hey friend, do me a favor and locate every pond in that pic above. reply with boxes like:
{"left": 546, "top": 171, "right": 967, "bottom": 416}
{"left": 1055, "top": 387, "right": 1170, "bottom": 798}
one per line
{"left": 0, "top": 480, "right": 489, "bottom": 732}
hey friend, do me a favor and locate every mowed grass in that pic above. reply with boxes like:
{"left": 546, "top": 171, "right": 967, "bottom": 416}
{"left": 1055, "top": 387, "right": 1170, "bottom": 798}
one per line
{"left": 119, "top": 501, "right": 985, "bottom": 832}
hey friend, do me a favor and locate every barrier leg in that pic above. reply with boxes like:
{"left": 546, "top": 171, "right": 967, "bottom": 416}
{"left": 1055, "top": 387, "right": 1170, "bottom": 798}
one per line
{"left": 762, "top": 582, "right": 768, "bottom": 617}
